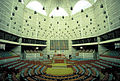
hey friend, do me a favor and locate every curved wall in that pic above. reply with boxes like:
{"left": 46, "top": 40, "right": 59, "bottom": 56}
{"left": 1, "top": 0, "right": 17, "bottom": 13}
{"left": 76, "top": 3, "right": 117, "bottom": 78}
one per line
{"left": 0, "top": 0, "right": 24, "bottom": 36}
{"left": 0, "top": 0, "right": 120, "bottom": 40}
{"left": 21, "top": 0, "right": 120, "bottom": 40}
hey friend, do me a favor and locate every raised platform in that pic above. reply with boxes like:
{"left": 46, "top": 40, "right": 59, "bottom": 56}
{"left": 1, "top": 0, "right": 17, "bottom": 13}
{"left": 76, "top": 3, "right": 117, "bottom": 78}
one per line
{"left": 52, "top": 66, "right": 67, "bottom": 69}
{"left": 54, "top": 59, "right": 65, "bottom": 63}
{"left": 48, "top": 63, "right": 72, "bottom": 68}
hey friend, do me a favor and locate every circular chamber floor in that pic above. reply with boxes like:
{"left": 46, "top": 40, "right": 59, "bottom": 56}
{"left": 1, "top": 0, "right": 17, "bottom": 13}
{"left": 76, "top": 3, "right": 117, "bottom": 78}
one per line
{"left": 46, "top": 63, "right": 73, "bottom": 75}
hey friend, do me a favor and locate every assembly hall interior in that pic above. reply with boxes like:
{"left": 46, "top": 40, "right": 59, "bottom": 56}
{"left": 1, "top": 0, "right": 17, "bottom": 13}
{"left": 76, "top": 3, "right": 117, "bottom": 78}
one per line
{"left": 0, "top": 0, "right": 120, "bottom": 81}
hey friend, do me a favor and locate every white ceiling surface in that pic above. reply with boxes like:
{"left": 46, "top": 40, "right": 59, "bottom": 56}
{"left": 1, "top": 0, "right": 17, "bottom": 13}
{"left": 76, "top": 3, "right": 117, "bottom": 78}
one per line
{"left": 25, "top": 0, "right": 97, "bottom": 16}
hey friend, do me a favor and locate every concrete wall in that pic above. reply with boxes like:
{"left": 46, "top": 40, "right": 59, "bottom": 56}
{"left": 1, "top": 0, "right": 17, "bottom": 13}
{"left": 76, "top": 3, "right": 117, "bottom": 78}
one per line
{"left": 0, "top": 0, "right": 120, "bottom": 59}
{"left": 0, "top": 0, "right": 120, "bottom": 40}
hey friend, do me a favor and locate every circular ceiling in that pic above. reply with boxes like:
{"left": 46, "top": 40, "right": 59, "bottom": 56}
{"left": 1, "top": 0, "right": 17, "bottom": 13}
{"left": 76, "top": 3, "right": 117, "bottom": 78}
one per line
{"left": 25, "top": 0, "right": 97, "bottom": 17}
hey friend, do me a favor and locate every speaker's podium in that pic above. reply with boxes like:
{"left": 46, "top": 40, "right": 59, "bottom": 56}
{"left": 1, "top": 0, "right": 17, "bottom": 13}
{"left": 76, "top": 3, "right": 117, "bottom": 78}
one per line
{"left": 53, "top": 54, "right": 66, "bottom": 63}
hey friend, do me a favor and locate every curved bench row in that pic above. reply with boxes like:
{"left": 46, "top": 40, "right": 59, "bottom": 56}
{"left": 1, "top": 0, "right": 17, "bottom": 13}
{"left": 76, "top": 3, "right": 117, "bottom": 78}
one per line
{"left": 20, "top": 63, "right": 100, "bottom": 81}
{"left": 1, "top": 59, "right": 120, "bottom": 81}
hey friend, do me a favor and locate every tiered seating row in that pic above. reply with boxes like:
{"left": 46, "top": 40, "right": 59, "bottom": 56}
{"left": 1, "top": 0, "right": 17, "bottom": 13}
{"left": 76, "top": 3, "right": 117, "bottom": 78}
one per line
{"left": 21, "top": 64, "right": 99, "bottom": 81}
{"left": 79, "top": 49, "right": 95, "bottom": 53}
{"left": 25, "top": 50, "right": 41, "bottom": 53}
{"left": 0, "top": 59, "right": 120, "bottom": 81}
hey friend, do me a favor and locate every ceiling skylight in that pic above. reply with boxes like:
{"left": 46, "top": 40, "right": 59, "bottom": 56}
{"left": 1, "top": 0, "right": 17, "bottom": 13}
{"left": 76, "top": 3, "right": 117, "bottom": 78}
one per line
{"left": 72, "top": 0, "right": 92, "bottom": 15}
{"left": 21, "top": 0, "right": 24, "bottom": 4}
{"left": 26, "top": 1, "right": 47, "bottom": 16}
{"left": 94, "top": 0, "right": 97, "bottom": 3}
{"left": 49, "top": 7, "right": 68, "bottom": 17}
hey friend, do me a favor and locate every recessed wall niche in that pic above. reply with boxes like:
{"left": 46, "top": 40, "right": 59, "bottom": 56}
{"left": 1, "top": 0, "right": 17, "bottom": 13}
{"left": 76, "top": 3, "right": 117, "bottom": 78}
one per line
{"left": 70, "top": 7, "right": 73, "bottom": 10}
{"left": 10, "top": 17, "right": 13, "bottom": 20}
{"left": 7, "top": 24, "right": 9, "bottom": 26}
{"left": 100, "top": 4, "right": 104, "bottom": 8}
{"left": 43, "top": 7, "right": 45, "bottom": 10}
{"left": 90, "top": 19, "right": 92, "bottom": 21}
{"left": 44, "top": 18, "right": 46, "bottom": 21}
{"left": 62, "top": 16, "right": 64, "bottom": 19}
{"left": 77, "top": 21, "right": 79, "bottom": 23}
{"left": 12, "top": 13, "right": 15, "bottom": 16}
{"left": 25, "top": 20, "right": 27, "bottom": 22}
{"left": 14, "top": 6, "right": 18, "bottom": 10}
{"left": 81, "top": 9, "right": 84, "bottom": 12}
{"left": 29, "top": 16, "right": 31, "bottom": 19}
{"left": 34, "top": 11, "right": 37, "bottom": 14}
{"left": 86, "top": 15, "right": 88, "bottom": 17}
{"left": 103, "top": 11, "right": 106, "bottom": 14}
{"left": 71, "top": 18, "right": 74, "bottom": 20}
{"left": 105, "top": 16, "right": 108, "bottom": 19}
{"left": 57, "top": 7, "right": 59, "bottom": 10}
{"left": 51, "top": 16, "right": 53, "bottom": 18}
{"left": 18, "top": 0, "right": 22, "bottom": 2}
{"left": 57, "top": 22, "right": 59, "bottom": 24}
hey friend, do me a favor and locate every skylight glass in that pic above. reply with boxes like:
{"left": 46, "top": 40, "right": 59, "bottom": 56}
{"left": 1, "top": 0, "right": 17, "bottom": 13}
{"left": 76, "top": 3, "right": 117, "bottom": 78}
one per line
{"left": 21, "top": 0, "right": 24, "bottom": 4}
{"left": 26, "top": 1, "right": 47, "bottom": 16}
{"left": 94, "top": 0, "right": 97, "bottom": 3}
{"left": 72, "top": 0, "right": 92, "bottom": 15}
{"left": 49, "top": 7, "right": 68, "bottom": 17}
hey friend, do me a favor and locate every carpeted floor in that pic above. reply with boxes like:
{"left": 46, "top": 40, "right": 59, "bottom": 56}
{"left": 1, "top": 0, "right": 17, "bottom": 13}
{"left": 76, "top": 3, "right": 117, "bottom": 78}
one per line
{"left": 46, "top": 68, "right": 73, "bottom": 75}
{"left": 46, "top": 63, "right": 73, "bottom": 75}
